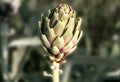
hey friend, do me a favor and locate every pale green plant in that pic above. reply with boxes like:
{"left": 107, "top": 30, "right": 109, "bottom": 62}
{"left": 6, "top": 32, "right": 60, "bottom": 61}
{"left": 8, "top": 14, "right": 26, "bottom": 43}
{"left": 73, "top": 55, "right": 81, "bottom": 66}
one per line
{"left": 39, "top": 4, "right": 83, "bottom": 82}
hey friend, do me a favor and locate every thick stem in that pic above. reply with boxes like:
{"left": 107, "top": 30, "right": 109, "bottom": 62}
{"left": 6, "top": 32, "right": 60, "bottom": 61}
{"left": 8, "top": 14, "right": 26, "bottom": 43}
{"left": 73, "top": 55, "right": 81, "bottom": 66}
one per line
{"left": 52, "top": 62, "right": 60, "bottom": 82}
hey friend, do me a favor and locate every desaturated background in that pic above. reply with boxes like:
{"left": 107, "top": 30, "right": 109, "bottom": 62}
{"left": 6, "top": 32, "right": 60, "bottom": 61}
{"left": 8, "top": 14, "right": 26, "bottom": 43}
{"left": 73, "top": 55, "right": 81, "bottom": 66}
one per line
{"left": 0, "top": 0, "right": 120, "bottom": 82}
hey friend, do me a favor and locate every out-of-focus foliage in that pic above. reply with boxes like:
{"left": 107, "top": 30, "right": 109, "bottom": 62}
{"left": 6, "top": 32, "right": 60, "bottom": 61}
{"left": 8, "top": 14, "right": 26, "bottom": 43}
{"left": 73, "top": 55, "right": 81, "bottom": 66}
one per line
{"left": 0, "top": 0, "right": 120, "bottom": 82}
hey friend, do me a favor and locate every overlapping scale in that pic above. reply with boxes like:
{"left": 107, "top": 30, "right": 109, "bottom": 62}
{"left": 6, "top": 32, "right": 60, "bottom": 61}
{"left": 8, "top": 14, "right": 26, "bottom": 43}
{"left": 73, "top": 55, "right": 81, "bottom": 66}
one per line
{"left": 46, "top": 28, "right": 56, "bottom": 43}
{"left": 50, "top": 12, "right": 59, "bottom": 27}
{"left": 71, "top": 30, "right": 80, "bottom": 45}
{"left": 65, "top": 17, "right": 75, "bottom": 30}
{"left": 65, "top": 46, "right": 77, "bottom": 56}
{"left": 74, "top": 31, "right": 83, "bottom": 45}
{"left": 52, "top": 37, "right": 65, "bottom": 49}
{"left": 41, "top": 34, "right": 50, "bottom": 48}
{"left": 75, "top": 18, "right": 82, "bottom": 30}
{"left": 57, "top": 53, "right": 64, "bottom": 60}
{"left": 45, "top": 17, "right": 50, "bottom": 28}
{"left": 54, "top": 20, "right": 66, "bottom": 36}
{"left": 40, "top": 16, "right": 50, "bottom": 34}
{"left": 60, "top": 13, "right": 69, "bottom": 24}
{"left": 49, "top": 46, "right": 60, "bottom": 55}
{"left": 62, "top": 41, "right": 74, "bottom": 53}
{"left": 62, "top": 28, "right": 73, "bottom": 44}
{"left": 40, "top": 16, "right": 46, "bottom": 34}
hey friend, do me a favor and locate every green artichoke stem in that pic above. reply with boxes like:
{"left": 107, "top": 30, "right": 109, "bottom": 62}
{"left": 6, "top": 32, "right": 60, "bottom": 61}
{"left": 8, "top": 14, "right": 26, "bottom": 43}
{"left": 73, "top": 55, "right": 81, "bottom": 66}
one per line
{"left": 52, "top": 61, "right": 60, "bottom": 82}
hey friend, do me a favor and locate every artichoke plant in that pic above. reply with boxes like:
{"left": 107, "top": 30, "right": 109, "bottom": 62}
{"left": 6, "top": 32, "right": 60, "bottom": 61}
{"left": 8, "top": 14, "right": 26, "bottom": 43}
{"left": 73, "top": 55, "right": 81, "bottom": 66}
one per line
{"left": 39, "top": 4, "right": 83, "bottom": 63}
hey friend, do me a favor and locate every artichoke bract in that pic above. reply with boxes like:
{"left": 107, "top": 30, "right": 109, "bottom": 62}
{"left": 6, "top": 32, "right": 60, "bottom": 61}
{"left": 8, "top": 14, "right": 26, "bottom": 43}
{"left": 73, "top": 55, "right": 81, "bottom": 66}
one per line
{"left": 39, "top": 4, "right": 83, "bottom": 63}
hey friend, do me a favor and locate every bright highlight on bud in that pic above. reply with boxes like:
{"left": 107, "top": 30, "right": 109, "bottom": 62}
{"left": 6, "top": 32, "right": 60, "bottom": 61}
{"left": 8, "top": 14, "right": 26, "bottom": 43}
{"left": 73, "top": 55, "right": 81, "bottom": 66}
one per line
{"left": 39, "top": 4, "right": 83, "bottom": 62}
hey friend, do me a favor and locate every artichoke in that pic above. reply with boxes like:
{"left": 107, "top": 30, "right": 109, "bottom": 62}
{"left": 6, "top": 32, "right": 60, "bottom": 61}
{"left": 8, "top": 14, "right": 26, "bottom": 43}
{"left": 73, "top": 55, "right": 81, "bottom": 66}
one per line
{"left": 39, "top": 4, "right": 83, "bottom": 63}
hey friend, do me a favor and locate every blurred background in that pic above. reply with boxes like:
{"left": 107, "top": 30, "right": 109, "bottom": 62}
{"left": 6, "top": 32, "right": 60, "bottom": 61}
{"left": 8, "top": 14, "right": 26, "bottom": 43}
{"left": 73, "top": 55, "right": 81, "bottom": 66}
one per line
{"left": 0, "top": 0, "right": 120, "bottom": 82}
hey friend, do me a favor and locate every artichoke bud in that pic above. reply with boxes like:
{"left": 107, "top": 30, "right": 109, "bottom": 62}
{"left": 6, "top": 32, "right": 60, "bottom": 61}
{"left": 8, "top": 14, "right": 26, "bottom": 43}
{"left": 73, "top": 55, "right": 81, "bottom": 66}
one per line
{"left": 39, "top": 4, "right": 83, "bottom": 62}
